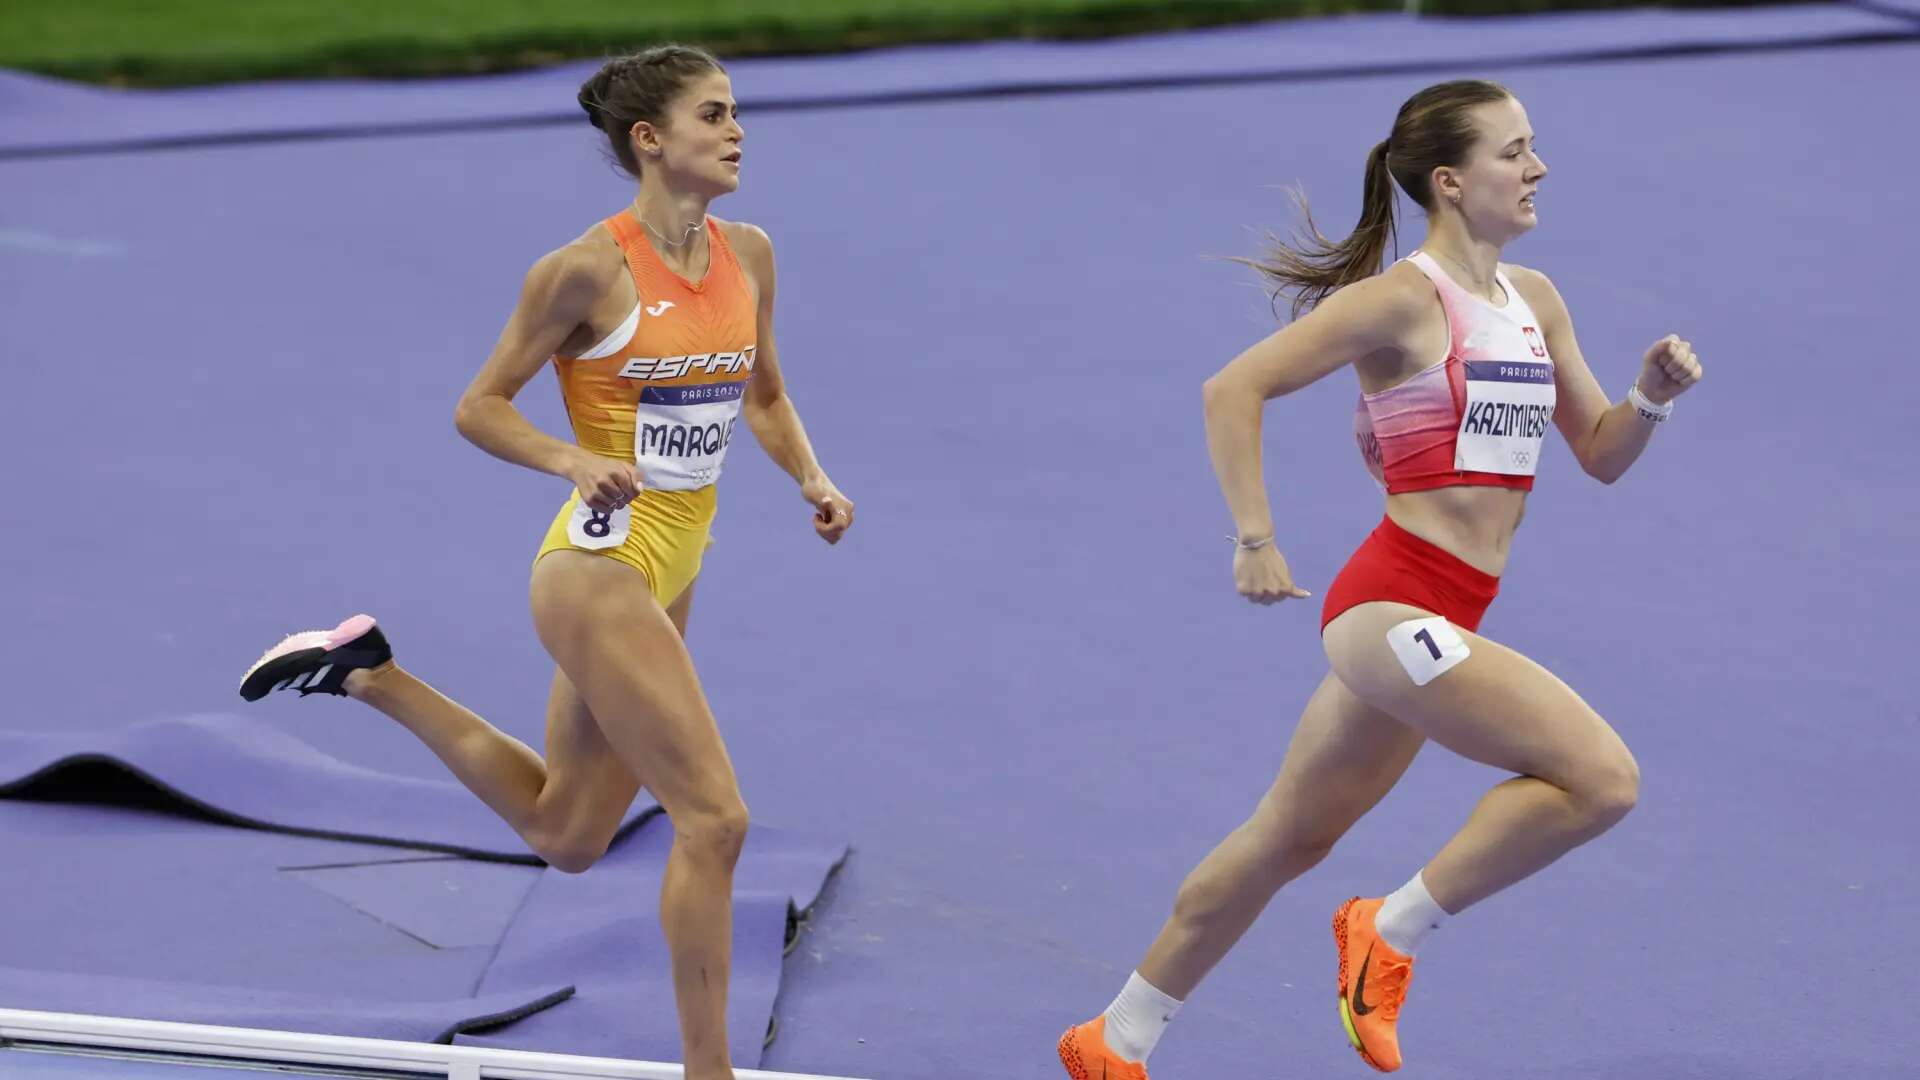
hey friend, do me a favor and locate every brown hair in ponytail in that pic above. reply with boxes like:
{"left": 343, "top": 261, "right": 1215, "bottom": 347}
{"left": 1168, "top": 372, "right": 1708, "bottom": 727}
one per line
{"left": 1240, "top": 79, "right": 1514, "bottom": 319}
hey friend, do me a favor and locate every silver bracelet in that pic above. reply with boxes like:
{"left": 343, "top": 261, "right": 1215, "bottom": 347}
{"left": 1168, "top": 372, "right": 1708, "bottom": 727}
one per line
{"left": 1228, "top": 533, "right": 1274, "bottom": 551}
{"left": 1628, "top": 382, "right": 1673, "bottom": 424}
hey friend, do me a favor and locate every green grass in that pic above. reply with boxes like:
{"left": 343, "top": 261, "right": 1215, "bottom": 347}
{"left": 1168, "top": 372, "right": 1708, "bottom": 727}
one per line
{"left": 1, "top": 0, "right": 1801, "bottom": 87}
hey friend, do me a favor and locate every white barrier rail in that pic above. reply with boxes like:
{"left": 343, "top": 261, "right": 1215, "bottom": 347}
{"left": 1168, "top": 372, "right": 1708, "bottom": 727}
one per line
{"left": 0, "top": 1009, "right": 874, "bottom": 1080}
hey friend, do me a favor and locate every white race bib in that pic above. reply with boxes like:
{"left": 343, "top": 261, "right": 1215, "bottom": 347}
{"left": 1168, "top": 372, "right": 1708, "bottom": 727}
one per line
{"left": 566, "top": 500, "right": 631, "bottom": 551}
{"left": 1387, "top": 616, "right": 1472, "bottom": 687}
{"left": 1454, "top": 360, "right": 1555, "bottom": 475}
{"left": 618, "top": 349, "right": 755, "bottom": 491}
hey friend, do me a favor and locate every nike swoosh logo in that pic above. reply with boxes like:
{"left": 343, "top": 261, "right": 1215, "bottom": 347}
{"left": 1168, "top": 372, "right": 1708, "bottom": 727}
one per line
{"left": 1351, "top": 942, "right": 1377, "bottom": 1017}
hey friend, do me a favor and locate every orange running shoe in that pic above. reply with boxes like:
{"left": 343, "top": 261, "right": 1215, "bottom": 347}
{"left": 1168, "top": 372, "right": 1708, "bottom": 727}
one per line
{"left": 1057, "top": 1017, "right": 1149, "bottom": 1080}
{"left": 1333, "top": 897, "right": 1415, "bottom": 1072}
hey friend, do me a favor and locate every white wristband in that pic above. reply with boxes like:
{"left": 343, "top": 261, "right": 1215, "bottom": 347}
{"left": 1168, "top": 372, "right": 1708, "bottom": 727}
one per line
{"left": 1629, "top": 382, "right": 1673, "bottom": 423}
{"left": 1228, "top": 533, "right": 1274, "bottom": 551}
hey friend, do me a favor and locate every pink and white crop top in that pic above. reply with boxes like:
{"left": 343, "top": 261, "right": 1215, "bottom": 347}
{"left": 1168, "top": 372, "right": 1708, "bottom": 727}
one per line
{"left": 1354, "top": 251, "right": 1558, "bottom": 494}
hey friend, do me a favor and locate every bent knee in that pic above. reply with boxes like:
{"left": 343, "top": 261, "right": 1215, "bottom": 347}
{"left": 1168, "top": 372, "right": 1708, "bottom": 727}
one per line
{"left": 1577, "top": 749, "right": 1640, "bottom": 829}
{"left": 1171, "top": 830, "right": 1331, "bottom": 930}
{"left": 1249, "top": 820, "right": 1341, "bottom": 878}
{"left": 1281, "top": 835, "right": 1340, "bottom": 873}
{"left": 672, "top": 799, "right": 750, "bottom": 860}
{"left": 530, "top": 830, "right": 614, "bottom": 874}
{"left": 1250, "top": 790, "right": 1357, "bottom": 874}
{"left": 1224, "top": 817, "right": 1341, "bottom": 894}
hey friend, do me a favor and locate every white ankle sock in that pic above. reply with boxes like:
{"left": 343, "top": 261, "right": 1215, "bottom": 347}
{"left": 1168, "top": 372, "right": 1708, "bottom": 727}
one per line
{"left": 1101, "top": 971, "right": 1183, "bottom": 1062}
{"left": 1375, "top": 871, "right": 1449, "bottom": 955}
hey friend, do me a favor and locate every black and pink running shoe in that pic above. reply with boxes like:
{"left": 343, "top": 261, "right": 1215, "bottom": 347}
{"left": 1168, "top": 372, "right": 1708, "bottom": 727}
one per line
{"left": 239, "top": 614, "right": 392, "bottom": 701}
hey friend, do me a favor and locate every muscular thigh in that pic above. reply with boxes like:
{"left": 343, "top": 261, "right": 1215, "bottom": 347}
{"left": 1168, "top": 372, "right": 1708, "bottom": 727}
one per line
{"left": 1322, "top": 601, "right": 1629, "bottom": 789}
{"left": 541, "top": 666, "right": 643, "bottom": 819}
{"left": 531, "top": 552, "right": 741, "bottom": 820}
{"left": 519, "top": 569, "right": 699, "bottom": 855}
{"left": 1258, "top": 671, "right": 1426, "bottom": 847}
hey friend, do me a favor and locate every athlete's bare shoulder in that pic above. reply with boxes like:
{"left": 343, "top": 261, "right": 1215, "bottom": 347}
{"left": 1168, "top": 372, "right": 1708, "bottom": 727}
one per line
{"left": 1370, "top": 257, "right": 1443, "bottom": 311}
{"left": 1498, "top": 261, "right": 1546, "bottom": 287}
{"left": 1497, "top": 259, "right": 1559, "bottom": 294}
{"left": 508, "top": 223, "right": 625, "bottom": 321}
{"left": 1314, "top": 259, "right": 1441, "bottom": 342}
{"left": 497, "top": 223, "right": 627, "bottom": 335}
{"left": 714, "top": 217, "right": 771, "bottom": 264}
{"left": 1500, "top": 263, "right": 1565, "bottom": 312}
{"left": 712, "top": 216, "right": 768, "bottom": 249}
{"left": 714, "top": 216, "right": 774, "bottom": 295}
{"left": 542, "top": 222, "right": 627, "bottom": 290}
